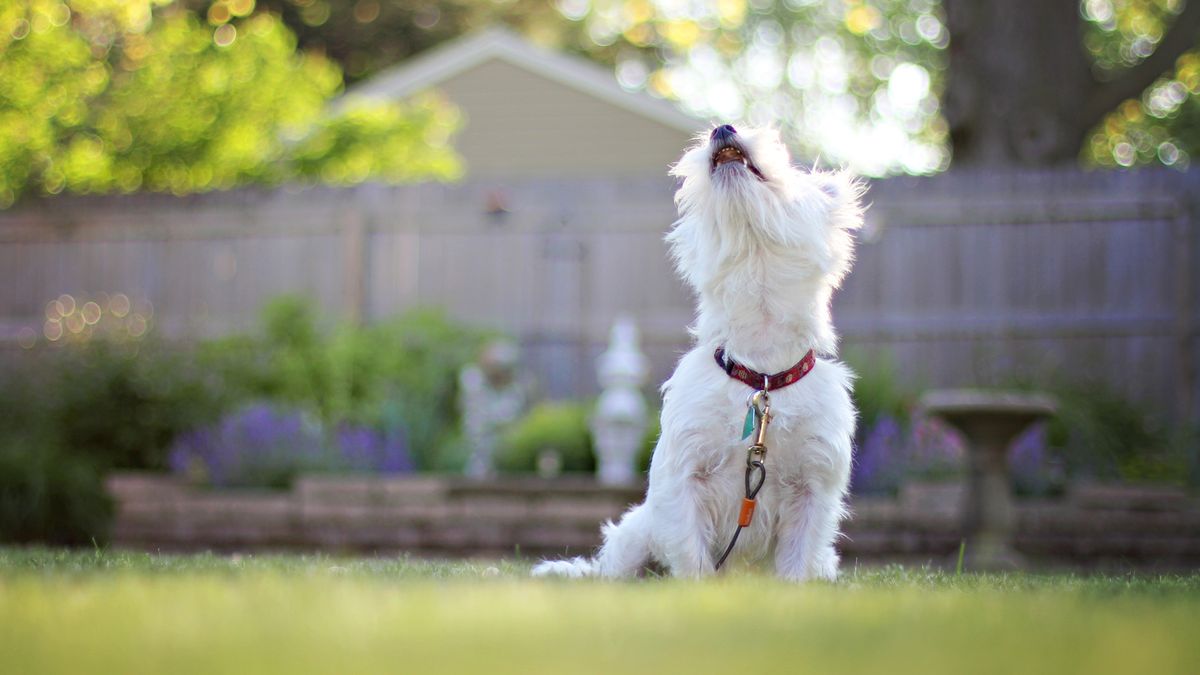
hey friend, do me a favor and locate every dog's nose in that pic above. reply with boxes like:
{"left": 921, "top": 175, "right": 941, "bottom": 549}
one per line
{"left": 711, "top": 124, "right": 737, "bottom": 141}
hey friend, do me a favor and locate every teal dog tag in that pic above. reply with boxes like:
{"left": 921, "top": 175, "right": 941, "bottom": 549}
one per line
{"left": 742, "top": 406, "right": 756, "bottom": 440}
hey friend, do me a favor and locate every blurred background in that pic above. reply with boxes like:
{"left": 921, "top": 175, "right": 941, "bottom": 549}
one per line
{"left": 0, "top": 0, "right": 1197, "bottom": 569}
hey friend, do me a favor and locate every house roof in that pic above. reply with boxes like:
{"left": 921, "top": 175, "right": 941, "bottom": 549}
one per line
{"left": 346, "top": 28, "right": 703, "bottom": 135}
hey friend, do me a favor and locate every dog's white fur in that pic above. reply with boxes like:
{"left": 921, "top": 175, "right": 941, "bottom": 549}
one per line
{"left": 533, "top": 126, "right": 863, "bottom": 580}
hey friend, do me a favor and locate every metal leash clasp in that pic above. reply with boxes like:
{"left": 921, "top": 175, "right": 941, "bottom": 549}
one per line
{"left": 747, "top": 388, "right": 771, "bottom": 460}
{"left": 741, "top": 388, "right": 770, "bottom": 524}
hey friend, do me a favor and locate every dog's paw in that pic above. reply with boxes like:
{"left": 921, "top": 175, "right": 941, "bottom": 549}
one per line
{"left": 531, "top": 557, "right": 594, "bottom": 578}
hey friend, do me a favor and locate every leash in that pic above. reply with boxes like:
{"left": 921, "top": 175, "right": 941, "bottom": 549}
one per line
{"left": 715, "top": 387, "right": 771, "bottom": 571}
{"left": 711, "top": 347, "right": 815, "bottom": 572}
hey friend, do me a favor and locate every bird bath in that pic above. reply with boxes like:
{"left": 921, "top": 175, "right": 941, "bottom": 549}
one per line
{"left": 919, "top": 390, "right": 1057, "bottom": 571}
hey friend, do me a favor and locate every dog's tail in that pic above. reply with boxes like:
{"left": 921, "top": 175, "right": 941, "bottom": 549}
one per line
{"left": 531, "top": 502, "right": 653, "bottom": 579}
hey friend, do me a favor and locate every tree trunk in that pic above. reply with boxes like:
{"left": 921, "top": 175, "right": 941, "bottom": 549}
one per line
{"left": 942, "top": 0, "right": 1095, "bottom": 166}
{"left": 943, "top": 0, "right": 1200, "bottom": 167}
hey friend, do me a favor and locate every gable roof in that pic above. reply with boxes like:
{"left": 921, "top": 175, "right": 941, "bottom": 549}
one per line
{"left": 346, "top": 28, "right": 702, "bottom": 135}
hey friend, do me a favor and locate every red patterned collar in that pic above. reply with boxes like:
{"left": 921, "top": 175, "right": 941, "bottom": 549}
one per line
{"left": 714, "top": 347, "right": 816, "bottom": 391}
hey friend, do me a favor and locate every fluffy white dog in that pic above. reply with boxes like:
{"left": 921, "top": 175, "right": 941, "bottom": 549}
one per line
{"left": 533, "top": 125, "right": 863, "bottom": 580}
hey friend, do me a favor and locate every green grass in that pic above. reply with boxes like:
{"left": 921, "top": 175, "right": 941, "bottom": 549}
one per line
{"left": 2, "top": 548, "right": 1198, "bottom": 675}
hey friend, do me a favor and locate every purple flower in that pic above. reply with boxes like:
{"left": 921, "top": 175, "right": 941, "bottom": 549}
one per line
{"left": 169, "top": 403, "right": 415, "bottom": 488}
{"left": 1008, "top": 422, "right": 1054, "bottom": 495}
{"left": 168, "top": 403, "right": 330, "bottom": 488}
{"left": 850, "top": 411, "right": 1057, "bottom": 496}
{"left": 852, "top": 414, "right": 967, "bottom": 495}
{"left": 852, "top": 414, "right": 905, "bottom": 494}
{"left": 335, "top": 423, "right": 413, "bottom": 474}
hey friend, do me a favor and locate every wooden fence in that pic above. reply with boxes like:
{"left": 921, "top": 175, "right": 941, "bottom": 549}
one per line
{"left": 1, "top": 169, "right": 1196, "bottom": 422}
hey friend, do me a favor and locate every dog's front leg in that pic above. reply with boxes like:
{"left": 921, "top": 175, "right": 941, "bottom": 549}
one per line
{"left": 773, "top": 477, "right": 847, "bottom": 581}
{"left": 653, "top": 479, "right": 718, "bottom": 579}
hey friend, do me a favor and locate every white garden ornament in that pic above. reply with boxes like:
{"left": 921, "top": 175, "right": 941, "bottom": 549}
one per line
{"left": 591, "top": 316, "right": 649, "bottom": 485}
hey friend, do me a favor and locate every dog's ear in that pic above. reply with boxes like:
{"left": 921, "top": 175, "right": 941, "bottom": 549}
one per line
{"left": 668, "top": 136, "right": 711, "bottom": 180}
{"left": 811, "top": 171, "right": 866, "bottom": 233}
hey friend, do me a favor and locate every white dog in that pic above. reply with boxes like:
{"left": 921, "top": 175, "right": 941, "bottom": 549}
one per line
{"left": 533, "top": 125, "right": 863, "bottom": 580}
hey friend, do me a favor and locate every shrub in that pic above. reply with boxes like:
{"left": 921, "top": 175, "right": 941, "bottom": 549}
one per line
{"left": 1043, "top": 384, "right": 1182, "bottom": 483}
{"left": 0, "top": 433, "right": 112, "bottom": 545}
{"left": 844, "top": 350, "right": 917, "bottom": 434}
{"left": 496, "top": 403, "right": 594, "bottom": 474}
{"left": 0, "top": 339, "right": 230, "bottom": 472}
{"left": 0, "top": 335, "right": 223, "bottom": 544}
{"left": 0, "top": 297, "right": 482, "bottom": 542}
{"left": 209, "top": 297, "right": 489, "bottom": 470}
{"left": 49, "top": 340, "right": 231, "bottom": 470}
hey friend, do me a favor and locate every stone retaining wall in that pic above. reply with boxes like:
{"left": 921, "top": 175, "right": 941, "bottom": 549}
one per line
{"left": 107, "top": 473, "right": 1200, "bottom": 569}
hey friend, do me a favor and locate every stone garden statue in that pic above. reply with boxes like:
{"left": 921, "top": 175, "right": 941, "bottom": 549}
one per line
{"left": 592, "top": 316, "right": 650, "bottom": 485}
{"left": 459, "top": 339, "right": 529, "bottom": 478}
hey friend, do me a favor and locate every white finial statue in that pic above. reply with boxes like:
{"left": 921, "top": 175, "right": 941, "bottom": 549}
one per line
{"left": 592, "top": 316, "right": 649, "bottom": 485}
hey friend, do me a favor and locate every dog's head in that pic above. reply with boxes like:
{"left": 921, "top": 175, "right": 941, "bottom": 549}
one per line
{"left": 670, "top": 125, "right": 791, "bottom": 211}
{"left": 670, "top": 124, "right": 847, "bottom": 225}
{"left": 666, "top": 125, "right": 864, "bottom": 356}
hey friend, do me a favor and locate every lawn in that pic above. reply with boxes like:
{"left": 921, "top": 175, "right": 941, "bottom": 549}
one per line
{"left": 1, "top": 548, "right": 1198, "bottom": 674}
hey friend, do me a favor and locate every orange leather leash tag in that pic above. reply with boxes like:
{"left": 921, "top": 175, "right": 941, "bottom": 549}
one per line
{"left": 738, "top": 498, "right": 757, "bottom": 527}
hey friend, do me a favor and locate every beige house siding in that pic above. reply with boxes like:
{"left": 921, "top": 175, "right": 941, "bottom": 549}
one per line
{"left": 436, "top": 59, "right": 697, "bottom": 178}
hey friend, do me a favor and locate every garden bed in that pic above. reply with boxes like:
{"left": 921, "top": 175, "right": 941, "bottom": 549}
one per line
{"left": 107, "top": 473, "right": 1200, "bottom": 568}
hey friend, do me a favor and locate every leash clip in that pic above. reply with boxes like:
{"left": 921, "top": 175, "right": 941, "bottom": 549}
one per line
{"left": 748, "top": 390, "right": 771, "bottom": 449}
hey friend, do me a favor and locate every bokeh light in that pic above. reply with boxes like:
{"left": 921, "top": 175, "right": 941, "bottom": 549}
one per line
{"left": 81, "top": 301, "right": 102, "bottom": 325}
{"left": 17, "top": 326, "right": 38, "bottom": 349}
{"left": 44, "top": 319, "right": 63, "bottom": 341}
{"left": 32, "top": 292, "right": 154, "bottom": 344}
{"left": 1083, "top": 0, "right": 1197, "bottom": 169}
{"left": 0, "top": 0, "right": 461, "bottom": 206}
{"left": 111, "top": 293, "right": 131, "bottom": 318}
{"left": 570, "top": 0, "right": 951, "bottom": 175}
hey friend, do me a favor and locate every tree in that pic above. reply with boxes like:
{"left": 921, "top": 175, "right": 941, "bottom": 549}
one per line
{"left": 0, "top": 0, "right": 461, "bottom": 207}
{"left": 384, "top": 0, "right": 1192, "bottom": 173}
{"left": 231, "top": 0, "right": 601, "bottom": 82}
{"left": 943, "top": 0, "right": 1200, "bottom": 167}
{"left": 242, "top": 0, "right": 951, "bottom": 174}
{"left": 102, "top": 1, "right": 1200, "bottom": 174}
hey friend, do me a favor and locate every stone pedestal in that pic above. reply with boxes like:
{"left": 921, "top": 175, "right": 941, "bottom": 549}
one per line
{"left": 920, "top": 390, "right": 1057, "bottom": 571}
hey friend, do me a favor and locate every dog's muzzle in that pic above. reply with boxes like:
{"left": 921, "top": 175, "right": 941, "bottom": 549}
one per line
{"left": 709, "top": 125, "right": 765, "bottom": 180}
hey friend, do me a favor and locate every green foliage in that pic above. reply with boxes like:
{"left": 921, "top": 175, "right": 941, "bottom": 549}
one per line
{"left": 249, "top": 0, "right": 590, "bottom": 82}
{"left": 0, "top": 436, "right": 112, "bottom": 545}
{"left": 1082, "top": 0, "right": 1186, "bottom": 72}
{"left": 0, "top": 297, "right": 488, "bottom": 542}
{"left": 844, "top": 351, "right": 917, "bottom": 434}
{"left": 1070, "top": 1, "right": 1199, "bottom": 168}
{"left": 0, "top": 0, "right": 460, "bottom": 207}
{"left": 496, "top": 402, "right": 594, "bottom": 474}
{"left": 287, "top": 95, "right": 461, "bottom": 184}
{"left": 0, "top": 335, "right": 226, "bottom": 545}
{"left": 204, "top": 296, "right": 491, "bottom": 470}
{"left": 1045, "top": 384, "right": 1187, "bottom": 484}
{"left": 1, "top": 340, "right": 230, "bottom": 471}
